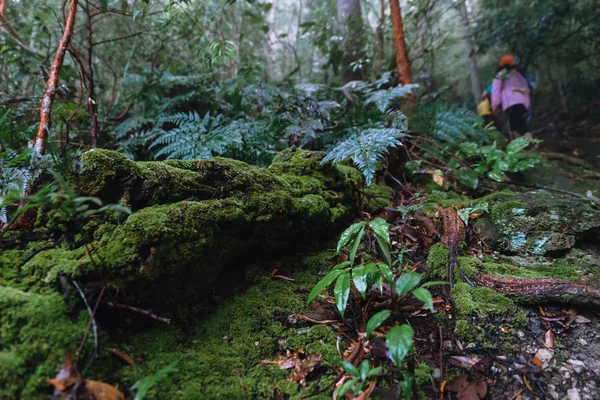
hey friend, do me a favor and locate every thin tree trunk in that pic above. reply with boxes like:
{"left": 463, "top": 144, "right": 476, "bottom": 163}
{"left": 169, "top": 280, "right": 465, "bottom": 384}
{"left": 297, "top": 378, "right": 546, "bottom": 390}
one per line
{"left": 377, "top": 0, "right": 385, "bottom": 73}
{"left": 337, "top": 0, "right": 364, "bottom": 83}
{"left": 34, "top": 0, "right": 79, "bottom": 155}
{"left": 458, "top": 0, "right": 481, "bottom": 104}
{"left": 85, "top": 1, "right": 99, "bottom": 148}
{"left": 389, "top": 0, "right": 412, "bottom": 85}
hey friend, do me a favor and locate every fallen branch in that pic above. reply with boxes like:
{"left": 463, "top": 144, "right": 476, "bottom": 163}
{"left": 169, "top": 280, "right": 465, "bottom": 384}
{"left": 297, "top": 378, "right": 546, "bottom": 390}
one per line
{"left": 102, "top": 301, "right": 171, "bottom": 324}
{"left": 474, "top": 274, "right": 600, "bottom": 307}
{"left": 540, "top": 151, "right": 597, "bottom": 170}
{"left": 504, "top": 179, "right": 599, "bottom": 206}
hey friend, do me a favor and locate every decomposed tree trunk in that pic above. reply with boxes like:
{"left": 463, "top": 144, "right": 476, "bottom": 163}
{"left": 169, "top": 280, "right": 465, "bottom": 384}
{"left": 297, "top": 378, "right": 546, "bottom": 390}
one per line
{"left": 337, "top": 0, "right": 365, "bottom": 83}
{"left": 389, "top": 0, "right": 412, "bottom": 85}
{"left": 458, "top": 0, "right": 481, "bottom": 104}
{"left": 34, "top": 0, "right": 79, "bottom": 155}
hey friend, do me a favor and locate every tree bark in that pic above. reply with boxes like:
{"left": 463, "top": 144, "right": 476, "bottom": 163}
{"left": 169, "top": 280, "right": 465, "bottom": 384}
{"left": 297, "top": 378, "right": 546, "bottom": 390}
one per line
{"left": 85, "top": 1, "right": 99, "bottom": 148}
{"left": 34, "top": 0, "right": 79, "bottom": 155}
{"left": 377, "top": 0, "right": 385, "bottom": 73}
{"left": 337, "top": 0, "right": 364, "bottom": 83}
{"left": 457, "top": 0, "right": 481, "bottom": 104}
{"left": 389, "top": 0, "right": 412, "bottom": 85}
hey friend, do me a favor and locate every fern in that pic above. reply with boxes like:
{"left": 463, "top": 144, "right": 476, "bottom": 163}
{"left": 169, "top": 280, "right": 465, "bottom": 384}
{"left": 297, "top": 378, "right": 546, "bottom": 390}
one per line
{"left": 432, "top": 106, "right": 489, "bottom": 144}
{"left": 321, "top": 127, "right": 407, "bottom": 186}
{"left": 365, "top": 84, "right": 419, "bottom": 113}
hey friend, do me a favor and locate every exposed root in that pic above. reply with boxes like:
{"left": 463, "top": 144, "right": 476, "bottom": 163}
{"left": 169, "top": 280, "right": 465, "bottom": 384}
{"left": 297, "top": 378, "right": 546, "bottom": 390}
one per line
{"left": 473, "top": 274, "right": 600, "bottom": 307}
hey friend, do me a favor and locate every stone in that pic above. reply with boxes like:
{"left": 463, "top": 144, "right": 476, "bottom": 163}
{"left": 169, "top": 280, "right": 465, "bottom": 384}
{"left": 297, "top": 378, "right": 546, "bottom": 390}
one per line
{"left": 533, "top": 348, "right": 554, "bottom": 370}
{"left": 575, "top": 315, "right": 591, "bottom": 324}
{"left": 567, "top": 388, "right": 582, "bottom": 400}
{"left": 568, "top": 359, "right": 586, "bottom": 374}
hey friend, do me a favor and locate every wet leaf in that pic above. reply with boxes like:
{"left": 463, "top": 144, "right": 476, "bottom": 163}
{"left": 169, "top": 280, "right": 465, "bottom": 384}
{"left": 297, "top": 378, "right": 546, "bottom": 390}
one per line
{"left": 337, "top": 221, "right": 366, "bottom": 252}
{"left": 368, "top": 217, "right": 391, "bottom": 245}
{"left": 455, "top": 168, "right": 479, "bottom": 190}
{"left": 307, "top": 268, "right": 344, "bottom": 305}
{"left": 352, "top": 265, "right": 368, "bottom": 298}
{"left": 377, "top": 263, "right": 394, "bottom": 287}
{"left": 334, "top": 271, "right": 351, "bottom": 317}
{"left": 395, "top": 272, "right": 422, "bottom": 295}
{"left": 386, "top": 324, "right": 414, "bottom": 366}
{"left": 359, "top": 359, "right": 370, "bottom": 380}
{"left": 335, "top": 377, "right": 359, "bottom": 399}
{"left": 341, "top": 361, "right": 360, "bottom": 377}
{"left": 366, "top": 310, "right": 392, "bottom": 337}
{"left": 412, "top": 288, "right": 434, "bottom": 312}
{"left": 349, "top": 225, "right": 366, "bottom": 266}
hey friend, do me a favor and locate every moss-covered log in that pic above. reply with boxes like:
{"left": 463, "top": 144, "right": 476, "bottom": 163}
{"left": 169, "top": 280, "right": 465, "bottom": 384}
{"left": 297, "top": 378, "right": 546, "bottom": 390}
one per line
{"left": 18, "top": 149, "right": 391, "bottom": 317}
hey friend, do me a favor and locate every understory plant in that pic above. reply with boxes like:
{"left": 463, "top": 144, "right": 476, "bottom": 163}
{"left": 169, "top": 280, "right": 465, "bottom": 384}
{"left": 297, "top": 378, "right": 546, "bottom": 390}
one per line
{"left": 307, "top": 217, "right": 445, "bottom": 398}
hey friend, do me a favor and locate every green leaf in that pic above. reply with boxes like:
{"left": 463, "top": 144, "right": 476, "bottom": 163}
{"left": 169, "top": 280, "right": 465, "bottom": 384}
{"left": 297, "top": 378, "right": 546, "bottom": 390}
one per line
{"left": 368, "top": 217, "right": 391, "bottom": 245}
{"left": 307, "top": 269, "right": 344, "bottom": 305}
{"left": 386, "top": 324, "right": 414, "bottom": 366}
{"left": 373, "top": 234, "right": 392, "bottom": 268}
{"left": 335, "top": 377, "right": 359, "bottom": 399}
{"left": 337, "top": 221, "right": 366, "bottom": 253}
{"left": 367, "top": 366, "right": 383, "bottom": 377}
{"left": 132, "top": 361, "right": 178, "bottom": 400}
{"left": 395, "top": 272, "right": 422, "bottom": 295}
{"left": 506, "top": 137, "right": 529, "bottom": 154}
{"left": 487, "top": 170, "right": 503, "bottom": 182}
{"left": 334, "top": 271, "right": 351, "bottom": 317}
{"left": 421, "top": 281, "right": 449, "bottom": 287}
{"left": 349, "top": 225, "right": 366, "bottom": 266}
{"left": 341, "top": 361, "right": 360, "bottom": 377}
{"left": 454, "top": 168, "right": 479, "bottom": 190}
{"left": 366, "top": 310, "right": 392, "bottom": 337}
{"left": 459, "top": 142, "right": 479, "bottom": 156}
{"left": 359, "top": 359, "right": 370, "bottom": 381}
{"left": 352, "top": 265, "right": 368, "bottom": 298}
{"left": 412, "top": 288, "right": 434, "bottom": 312}
{"left": 377, "top": 263, "right": 394, "bottom": 287}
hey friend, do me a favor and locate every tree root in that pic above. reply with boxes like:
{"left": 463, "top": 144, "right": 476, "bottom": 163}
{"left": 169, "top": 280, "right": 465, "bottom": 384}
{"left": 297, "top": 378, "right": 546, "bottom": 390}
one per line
{"left": 473, "top": 274, "right": 600, "bottom": 307}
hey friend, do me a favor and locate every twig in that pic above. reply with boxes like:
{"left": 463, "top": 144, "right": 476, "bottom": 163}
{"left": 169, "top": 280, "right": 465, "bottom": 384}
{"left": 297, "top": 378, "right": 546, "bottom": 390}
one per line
{"left": 22, "top": 242, "right": 57, "bottom": 263}
{"left": 504, "top": 179, "right": 599, "bottom": 206}
{"left": 102, "top": 301, "right": 171, "bottom": 324}
{"left": 73, "top": 280, "right": 100, "bottom": 371}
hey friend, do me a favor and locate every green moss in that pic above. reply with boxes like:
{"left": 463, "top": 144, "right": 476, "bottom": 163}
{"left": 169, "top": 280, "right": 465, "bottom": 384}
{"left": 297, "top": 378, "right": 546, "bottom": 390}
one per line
{"left": 490, "top": 200, "right": 527, "bottom": 220}
{"left": 414, "top": 363, "right": 434, "bottom": 386}
{"left": 364, "top": 184, "right": 393, "bottom": 212}
{"left": 428, "top": 245, "right": 479, "bottom": 281}
{"left": 19, "top": 247, "right": 90, "bottom": 293}
{"left": 0, "top": 249, "right": 23, "bottom": 286}
{"left": 115, "top": 266, "right": 336, "bottom": 399}
{"left": 0, "top": 286, "right": 91, "bottom": 399}
{"left": 452, "top": 283, "right": 514, "bottom": 317}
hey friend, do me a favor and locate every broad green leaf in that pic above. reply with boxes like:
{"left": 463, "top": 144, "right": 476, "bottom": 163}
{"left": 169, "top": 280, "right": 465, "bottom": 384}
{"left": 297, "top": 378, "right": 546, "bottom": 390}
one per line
{"left": 367, "top": 366, "right": 383, "bottom": 377}
{"left": 359, "top": 359, "right": 370, "bottom": 381}
{"left": 386, "top": 324, "right": 414, "bottom": 366}
{"left": 341, "top": 361, "right": 360, "bottom": 377}
{"left": 377, "top": 263, "right": 394, "bottom": 287}
{"left": 354, "top": 381, "right": 364, "bottom": 395}
{"left": 352, "top": 265, "right": 368, "bottom": 298}
{"left": 335, "top": 377, "right": 359, "bottom": 399}
{"left": 368, "top": 217, "right": 391, "bottom": 245}
{"left": 373, "top": 234, "right": 392, "bottom": 268}
{"left": 487, "top": 170, "right": 503, "bottom": 182}
{"left": 412, "top": 288, "right": 434, "bottom": 312}
{"left": 336, "top": 221, "right": 366, "bottom": 253}
{"left": 366, "top": 310, "right": 392, "bottom": 337}
{"left": 395, "top": 272, "right": 422, "bottom": 295}
{"left": 307, "top": 269, "right": 344, "bottom": 305}
{"left": 349, "top": 225, "right": 366, "bottom": 266}
{"left": 334, "top": 271, "right": 351, "bottom": 317}
{"left": 454, "top": 168, "right": 479, "bottom": 190}
{"left": 459, "top": 142, "right": 478, "bottom": 156}
{"left": 506, "top": 136, "right": 529, "bottom": 154}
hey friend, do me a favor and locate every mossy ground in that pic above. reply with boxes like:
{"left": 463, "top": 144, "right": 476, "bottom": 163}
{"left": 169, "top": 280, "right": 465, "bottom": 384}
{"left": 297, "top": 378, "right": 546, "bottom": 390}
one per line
{"left": 113, "top": 253, "right": 340, "bottom": 399}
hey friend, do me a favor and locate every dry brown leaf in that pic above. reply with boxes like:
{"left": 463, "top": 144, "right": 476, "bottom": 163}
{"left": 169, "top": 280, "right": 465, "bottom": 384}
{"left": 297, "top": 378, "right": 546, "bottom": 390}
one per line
{"left": 84, "top": 380, "right": 126, "bottom": 400}
{"left": 544, "top": 330, "right": 554, "bottom": 349}
{"left": 433, "top": 173, "right": 444, "bottom": 186}
{"left": 287, "top": 353, "right": 322, "bottom": 386}
{"left": 446, "top": 374, "right": 487, "bottom": 400}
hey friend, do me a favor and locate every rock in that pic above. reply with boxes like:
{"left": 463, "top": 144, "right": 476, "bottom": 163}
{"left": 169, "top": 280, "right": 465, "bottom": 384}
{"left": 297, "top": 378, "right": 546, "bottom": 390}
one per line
{"left": 567, "top": 388, "right": 582, "bottom": 400}
{"left": 475, "top": 192, "right": 600, "bottom": 256}
{"left": 533, "top": 348, "right": 554, "bottom": 370}
{"left": 432, "top": 368, "right": 441, "bottom": 379}
{"left": 575, "top": 315, "right": 591, "bottom": 324}
{"left": 517, "top": 330, "right": 525, "bottom": 338}
{"left": 577, "top": 338, "right": 587, "bottom": 345}
{"left": 568, "top": 359, "right": 586, "bottom": 374}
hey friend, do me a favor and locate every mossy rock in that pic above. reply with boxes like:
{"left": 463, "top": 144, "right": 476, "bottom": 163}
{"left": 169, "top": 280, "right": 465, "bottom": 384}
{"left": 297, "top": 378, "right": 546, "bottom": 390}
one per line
{"left": 0, "top": 286, "right": 91, "bottom": 399}
{"left": 25, "top": 149, "right": 392, "bottom": 317}
{"left": 475, "top": 191, "right": 600, "bottom": 256}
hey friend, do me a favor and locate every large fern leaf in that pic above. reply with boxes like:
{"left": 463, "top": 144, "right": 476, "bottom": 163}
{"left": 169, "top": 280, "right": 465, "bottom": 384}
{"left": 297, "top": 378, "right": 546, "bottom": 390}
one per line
{"left": 321, "top": 127, "right": 406, "bottom": 186}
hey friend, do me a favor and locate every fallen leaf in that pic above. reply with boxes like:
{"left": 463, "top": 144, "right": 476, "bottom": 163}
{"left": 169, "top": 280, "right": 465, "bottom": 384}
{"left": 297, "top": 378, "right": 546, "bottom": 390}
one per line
{"left": 446, "top": 374, "right": 487, "bottom": 400}
{"left": 433, "top": 173, "right": 444, "bottom": 186}
{"left": 543, "top": 330, "right": 554, "bottom": 349}
{"left": 85, "top": 380, "right": 126, "bottom": 400}
{"left": 287, "top": 353, "right": 322, "bottom": 386}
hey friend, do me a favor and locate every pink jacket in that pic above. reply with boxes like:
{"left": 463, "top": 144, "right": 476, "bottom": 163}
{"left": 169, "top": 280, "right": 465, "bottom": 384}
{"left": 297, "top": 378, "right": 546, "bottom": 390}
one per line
{"left": 491, "top": 69, "right": 530, "bottom": 111}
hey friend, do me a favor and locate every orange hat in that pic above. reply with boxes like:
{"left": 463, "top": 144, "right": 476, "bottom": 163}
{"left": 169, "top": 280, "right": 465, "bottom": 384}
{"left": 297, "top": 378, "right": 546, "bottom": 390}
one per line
{"left": 499, "top": 55, "right": 515, "bottom": 67}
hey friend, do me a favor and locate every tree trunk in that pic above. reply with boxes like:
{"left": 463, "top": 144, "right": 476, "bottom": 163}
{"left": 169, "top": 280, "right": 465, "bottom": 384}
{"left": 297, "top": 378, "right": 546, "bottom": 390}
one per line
{"left": 85, "top": 1, "right": 99, "bottom": 148}
{"left": 337, "top": 0, "right": 364, "bottom": 83}
{"left": 389, "top": 0, "right": 412, "bottom": 85}
{"left": 377, "top": 0, "right": 385, "bottom": 73}
{"left": 458, "top": 0, "right": 481, "bottom": 105}
{"left": 34, "top": 0, "right": 79, "bottom": 155}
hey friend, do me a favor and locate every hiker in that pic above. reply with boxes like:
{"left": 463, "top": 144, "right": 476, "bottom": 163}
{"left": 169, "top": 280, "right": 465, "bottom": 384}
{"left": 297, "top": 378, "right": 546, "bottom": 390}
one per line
{"left": 477, "top": 84, "right": 495, "bottom": 127}
{"left": 491, "top": 55, "right": 532, "bottom": 140}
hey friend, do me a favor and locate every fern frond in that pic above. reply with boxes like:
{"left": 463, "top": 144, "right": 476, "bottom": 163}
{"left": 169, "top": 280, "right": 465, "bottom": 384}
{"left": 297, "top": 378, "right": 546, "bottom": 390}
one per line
{"left": 365, "top": 84, "right": 419, "bottom": 113}
{"left": 321, "top": 127, "right": 406, "bottom": 186}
